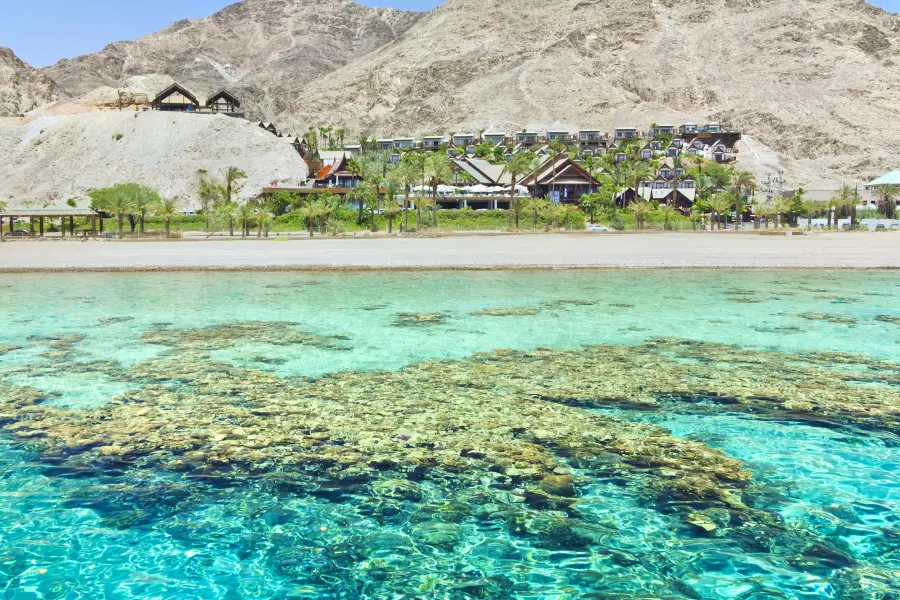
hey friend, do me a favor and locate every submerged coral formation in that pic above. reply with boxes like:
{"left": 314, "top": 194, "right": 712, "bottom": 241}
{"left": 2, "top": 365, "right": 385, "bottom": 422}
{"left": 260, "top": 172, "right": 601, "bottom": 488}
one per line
{"left": 797, "top": 312, "right": 858, "bottom": 325}
{"left": 393, "top": 312, "right": 448, "bottom": 326}
{"left": 142, "top": 321, "right": 350, "bottom": 351}
{"left": 472, "top": 307, "right": 540, "bottom": 317}
{"left": 1, "top": 318, "right": 899, "bottom": 596}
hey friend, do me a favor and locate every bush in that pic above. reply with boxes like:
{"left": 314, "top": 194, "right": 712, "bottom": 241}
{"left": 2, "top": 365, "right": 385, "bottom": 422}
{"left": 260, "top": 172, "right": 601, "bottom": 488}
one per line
{"left": 609, "top": 213, "right": 625, "bottom": 231}
{"left": 112, "top": 133, "right": 123, "bottom": 141}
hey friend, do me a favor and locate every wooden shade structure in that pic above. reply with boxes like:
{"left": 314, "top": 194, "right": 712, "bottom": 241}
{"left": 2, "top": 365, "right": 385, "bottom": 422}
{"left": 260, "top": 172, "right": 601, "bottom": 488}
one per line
{"left": 0, "top": 206, "right": 101, "bottom": 237}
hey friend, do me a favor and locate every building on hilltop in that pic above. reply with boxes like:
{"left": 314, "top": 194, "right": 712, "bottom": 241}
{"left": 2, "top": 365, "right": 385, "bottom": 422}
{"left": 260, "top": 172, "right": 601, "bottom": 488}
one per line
{"left": 206, "top": 90, "right": 242, "bottom": 116}
{"left": 151, "top": 83, "right": 201, "bottom": 112}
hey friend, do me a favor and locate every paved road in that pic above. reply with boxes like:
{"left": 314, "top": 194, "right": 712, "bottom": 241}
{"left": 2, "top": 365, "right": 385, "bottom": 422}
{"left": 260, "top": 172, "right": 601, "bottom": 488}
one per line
{"left": 1, "top": 232, "right": 898, "bottom": 271}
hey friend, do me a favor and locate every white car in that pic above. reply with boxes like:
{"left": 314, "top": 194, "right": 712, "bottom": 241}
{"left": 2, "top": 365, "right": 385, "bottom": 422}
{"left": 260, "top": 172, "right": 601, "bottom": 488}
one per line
{"left": 587, "top": 224, "right": 608, "bottom": 232}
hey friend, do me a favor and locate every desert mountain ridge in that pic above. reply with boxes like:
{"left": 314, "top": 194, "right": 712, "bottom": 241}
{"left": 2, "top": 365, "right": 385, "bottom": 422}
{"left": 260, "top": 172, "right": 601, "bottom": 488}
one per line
{"left": 1, "top": 0, "right": 899, "bottom": 188}
{"left": 0, "top": 47, "right": 62, "bottom": 116}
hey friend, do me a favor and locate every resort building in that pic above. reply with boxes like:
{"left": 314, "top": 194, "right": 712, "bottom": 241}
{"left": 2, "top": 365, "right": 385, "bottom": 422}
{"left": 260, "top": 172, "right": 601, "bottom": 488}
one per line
{"left": 483, "top": 132, "right": 507, "bottom": 146}
{"left": 650, "top": 124, "right": 676, "bottom": 136}
{"left": 393, "top": 138, "right": 416, "bottom": 150}
{"left": 452, "top": 134, "right": 477, "bottom": 147}
{"left": 376, "top": 139, "right": 394, "bottom": 151}
{"left": 614, "top": 127, "right": 640, "bottom": 140}
{"left": 547, "top": 130, "right": 572, "bottom": 143}
{"left": 152, "top": 84, "right": 201, "bottom": 112}
{"left": 205, "top": 90, "right": 242, "bottom": 116}
{"left": 150, "top": 83, "right": 244, "bottom": 118}
{"left": 514, "top": 131, "right": 541, "bottom": 145}
{"left": 422, "top": 136, "right": 445, "bottom": 150}
{"left": 520, "top": 153, "right": 600, "bottom": 202}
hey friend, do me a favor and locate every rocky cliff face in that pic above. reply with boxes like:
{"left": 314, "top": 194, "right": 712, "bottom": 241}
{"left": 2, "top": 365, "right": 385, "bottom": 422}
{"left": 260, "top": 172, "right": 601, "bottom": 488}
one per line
{"left": 0, "top": 47, "right": 63, "bottom": 116}
{"left": 20, "top": 0, "right": 900, "bottom": 184}
{"left": 44, "top": 0, "right": 422, "bottom": 116}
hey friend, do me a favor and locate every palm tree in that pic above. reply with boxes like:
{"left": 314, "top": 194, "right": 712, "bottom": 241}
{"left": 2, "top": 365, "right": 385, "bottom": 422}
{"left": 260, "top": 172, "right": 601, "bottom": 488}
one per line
{"left": 132, "top": 185, "right": 159, "bottom": 236}
{"left": 579, "top": 192, "right": 600, "bottom": 224}
{"left": 709, "top": 192, "right": 732, "bottom": 230}
{"left": 394, "top": 161, "right": 418, "bottom": 233}
{"left": 873, "top": 184, "right": 897, "bottom": 219}
{"left": 154, "top": 196, "right": 180, "bottom": 238}
{"left": 502, "top": 152, "right": 536, "bottom": 230}
{"left": 755, "top": 202, "right": 773, "bottom": 229}
{"left": 773, "top": 194, "right": 791, "bottom": 228}
{"left": 417, "top": 194, "right": 437, "bottom": 230}
{"left": 630, "top": 161, "right": 654, "bottom": 205}
{"left": 224, "top": 167, "right": 247, "bottom": 204}
{"left": 523, "top": 196, "right": 547, "bottom": 231}
{"left": 257, "top": 211, "right": 273, "bottom": 237}
{"left": 690, "top": 205, "right": 706, "bottom": 231}
{"left": 696, "top": 174, "right": 716, "bottom": 205}
{"left": 560, "top": 204, "right": 579, "bottom": 230}
{"left": 630, "top": 201, "right": 653, "bottom": 230}
{"left": 234, "top": 202, "right": 254, "bottom": 238}
{"left": 425, "top": 153, "right": 453, "bottom": 228}
{"left": 103, "top": 185, "right": 135, "bottom": 238}
{"left": 306, "top": 197, "right": 330, "bottom": 235}
{"left": 730, "top": 170, "right": 756, "bottom": 231}
{"left": 659, "top": 204, "right": 679, "bottom": 231}
{"left": 383, "top": 172, "right": 402, "bottom": 233}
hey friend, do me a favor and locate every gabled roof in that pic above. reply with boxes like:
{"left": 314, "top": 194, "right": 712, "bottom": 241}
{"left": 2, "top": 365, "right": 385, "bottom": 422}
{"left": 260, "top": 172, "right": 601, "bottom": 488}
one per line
{"left": 520, "top": 153, "right": 599, "bottom": 187}
{"left": 153, "top": 83, "right": 199, "bottom": 105}
{"left": 453, "top": 159, "right": 494, "bottom": 185}
{"left": 639, "top": 187, "right": 696, "bottom": 203}
{"left": 206, "top": 89, "right": 241, "bottom": 108}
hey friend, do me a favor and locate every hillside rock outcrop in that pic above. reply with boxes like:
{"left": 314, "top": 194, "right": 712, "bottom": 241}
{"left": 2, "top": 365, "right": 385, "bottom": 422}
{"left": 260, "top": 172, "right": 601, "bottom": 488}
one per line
{"left": 0, "top": 47, "right": 63, "bottom": 116}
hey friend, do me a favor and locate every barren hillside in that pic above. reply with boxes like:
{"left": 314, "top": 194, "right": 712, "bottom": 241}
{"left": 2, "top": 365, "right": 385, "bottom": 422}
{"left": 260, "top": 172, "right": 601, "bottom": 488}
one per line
{"left": 0, "top": 47, "right": 62, "bottom": 116}
{"left": 0, "top": 112, "right": 307, "bottom": 205}
{"left": 43, "top": 0, "right": 422, "bottom": 118}
{"left": 278, "top": 0, "right": 900, "bottom": 185}
{"left": 9, "top": 0, "right": 900, "bottom": 186}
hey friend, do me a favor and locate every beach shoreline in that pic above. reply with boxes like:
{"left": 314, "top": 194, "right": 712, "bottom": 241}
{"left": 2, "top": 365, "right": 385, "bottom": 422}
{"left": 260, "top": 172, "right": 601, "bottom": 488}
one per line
{"left": 1, "top": 232, "right": 898, "bottom": 271}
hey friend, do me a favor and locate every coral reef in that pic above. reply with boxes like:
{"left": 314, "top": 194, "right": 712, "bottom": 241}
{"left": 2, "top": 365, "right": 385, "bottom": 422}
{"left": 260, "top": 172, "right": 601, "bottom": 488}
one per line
{"left": 797, "top": 312, "right": 858, "bottom": 325}
{"left": 1, "top": 326, "right": 898, "bottom": 582}
{"left": 472, "top": 307, "right": 540, "bottom": 317}
{"left": 141, "top": 321, "right": 350, "bottom": 351}
{"left": 393, "top": 312, "right": 448, "bottom": 326}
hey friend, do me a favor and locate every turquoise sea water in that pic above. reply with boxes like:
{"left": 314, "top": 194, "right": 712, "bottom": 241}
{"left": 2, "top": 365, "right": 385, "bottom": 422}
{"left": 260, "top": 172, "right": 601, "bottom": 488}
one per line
{"left": 0, "top": 270, "right": 899, "bottom": 599}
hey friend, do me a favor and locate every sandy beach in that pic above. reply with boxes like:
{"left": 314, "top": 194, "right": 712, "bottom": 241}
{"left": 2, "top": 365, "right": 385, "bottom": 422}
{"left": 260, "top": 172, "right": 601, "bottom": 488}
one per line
{"left": 1, "top": 232, "right": 898, "bottom": 271}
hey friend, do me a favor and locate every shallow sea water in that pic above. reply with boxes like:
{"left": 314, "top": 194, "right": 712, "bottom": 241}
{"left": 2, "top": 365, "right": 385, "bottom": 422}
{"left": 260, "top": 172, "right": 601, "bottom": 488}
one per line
{"left": 0, "top": 269, "right": 899, "bottom": 599}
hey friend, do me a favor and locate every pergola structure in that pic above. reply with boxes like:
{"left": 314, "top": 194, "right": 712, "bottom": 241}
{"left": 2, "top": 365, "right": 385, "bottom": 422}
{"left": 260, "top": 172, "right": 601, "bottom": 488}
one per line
{"left": 0, "top": 207, "right": 102, "bottom": 237}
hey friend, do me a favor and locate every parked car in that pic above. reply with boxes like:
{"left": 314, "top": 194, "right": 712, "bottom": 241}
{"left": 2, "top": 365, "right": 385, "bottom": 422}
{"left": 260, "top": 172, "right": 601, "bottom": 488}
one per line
{"left": 182, "top": 211, "right": 197, "bottom": 216}
{"left": 587, "top": 224, "right": 609, "bottom": 232}
{"left": 3, "top": 229, "right": 30, "bottom": 237}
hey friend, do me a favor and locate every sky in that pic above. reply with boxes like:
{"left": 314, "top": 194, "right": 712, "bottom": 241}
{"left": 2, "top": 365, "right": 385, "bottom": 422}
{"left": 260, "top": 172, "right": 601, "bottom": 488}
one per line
{"left": 1, "top": 0, "right": 896, "bottom": 68}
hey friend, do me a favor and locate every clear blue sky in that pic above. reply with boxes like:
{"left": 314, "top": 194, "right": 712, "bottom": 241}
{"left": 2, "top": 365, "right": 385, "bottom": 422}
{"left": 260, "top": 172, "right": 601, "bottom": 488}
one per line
{"left": 1, "top": 0, "right": 895, "bottom": 68}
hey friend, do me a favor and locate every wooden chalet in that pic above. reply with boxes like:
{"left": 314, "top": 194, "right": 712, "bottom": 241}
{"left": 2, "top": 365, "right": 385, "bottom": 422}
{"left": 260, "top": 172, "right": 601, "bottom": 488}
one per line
{"left": 313, "top": 152, "right": 362, "bottom": 189}
{"left": 206, "top": 90, "right": 242, "bottom": 116}
{"left": 521, "top": 153, "right": 600, "bottom": 202}
{"left": 151, "top": 83, "right": 200, "bottom": 112}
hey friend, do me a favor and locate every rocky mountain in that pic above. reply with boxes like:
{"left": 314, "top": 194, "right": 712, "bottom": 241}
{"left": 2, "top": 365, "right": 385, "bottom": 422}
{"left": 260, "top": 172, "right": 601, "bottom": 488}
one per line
{"left": 277, "top": 0, "right": 900, "bottom": 184}
{"left": 12, "top": 0, "right": 900, "bottom": 185}
{"left": 0, "top": 47, "right": 62, "bottom": 116}
{"left": 43, "top": 0, "right": 421, "bottom": 116}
